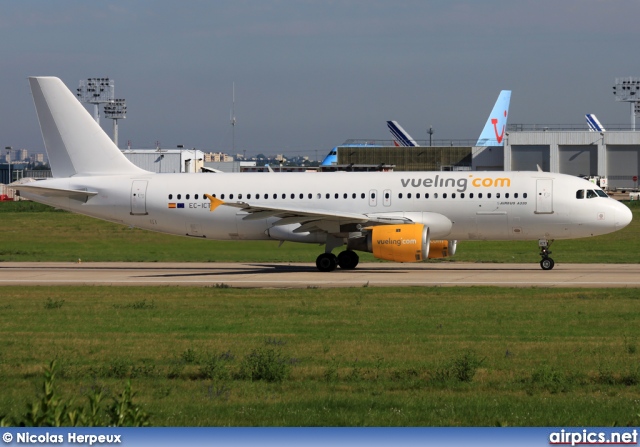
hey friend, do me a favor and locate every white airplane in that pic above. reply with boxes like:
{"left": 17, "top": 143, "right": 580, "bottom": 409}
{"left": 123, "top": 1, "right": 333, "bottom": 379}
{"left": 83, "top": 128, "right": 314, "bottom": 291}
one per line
{"left": 16, "top": 77, "right": 632, "bottom": 271}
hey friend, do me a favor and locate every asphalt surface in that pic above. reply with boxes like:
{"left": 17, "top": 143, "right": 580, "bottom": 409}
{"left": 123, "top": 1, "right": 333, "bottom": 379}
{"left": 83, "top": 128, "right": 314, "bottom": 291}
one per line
{"left": 0, "top": 262, "right": 638, "bottom": 288}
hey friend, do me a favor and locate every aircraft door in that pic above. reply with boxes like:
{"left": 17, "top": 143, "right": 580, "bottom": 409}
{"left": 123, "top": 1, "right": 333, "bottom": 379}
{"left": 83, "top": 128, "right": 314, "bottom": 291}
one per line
{"left": 535, "top": 179, "right": 553, "bottom": 214}
{"left": 369, "top": 190, "right": 378, "bottom": 207}
{"left": 130, "top": 180, "right": 148, "bottom": 215}
{"left": 383, "top": 189, "right": 391, "bottom": 207}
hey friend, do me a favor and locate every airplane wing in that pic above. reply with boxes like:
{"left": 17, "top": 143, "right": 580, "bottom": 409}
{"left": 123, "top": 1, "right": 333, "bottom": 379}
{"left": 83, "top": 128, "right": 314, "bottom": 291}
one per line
{"left": 204, "top": 194, "right": 411, "bottom": 234}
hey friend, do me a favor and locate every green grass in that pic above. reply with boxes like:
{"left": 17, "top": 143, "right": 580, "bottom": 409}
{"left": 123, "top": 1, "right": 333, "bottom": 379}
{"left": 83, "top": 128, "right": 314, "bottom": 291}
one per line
{"left": 0, "top": 201, "right": 639, "bottom": 264}
{"left": 1, "top": 286, "right": 639, "bottom": 426}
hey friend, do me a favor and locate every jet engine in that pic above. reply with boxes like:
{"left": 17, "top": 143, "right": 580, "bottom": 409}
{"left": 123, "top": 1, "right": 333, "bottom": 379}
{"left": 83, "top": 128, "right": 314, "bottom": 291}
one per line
{"left": 347, "top": 224, "right": 430, "bottom": 262}
{"left": 427, "top": 240, "right": 457, "bottom": 259}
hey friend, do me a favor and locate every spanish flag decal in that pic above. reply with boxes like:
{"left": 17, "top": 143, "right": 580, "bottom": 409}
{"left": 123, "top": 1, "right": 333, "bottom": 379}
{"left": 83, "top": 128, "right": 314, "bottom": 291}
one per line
{"left": 168, "top": 203, "right": 176, "bottom": 209}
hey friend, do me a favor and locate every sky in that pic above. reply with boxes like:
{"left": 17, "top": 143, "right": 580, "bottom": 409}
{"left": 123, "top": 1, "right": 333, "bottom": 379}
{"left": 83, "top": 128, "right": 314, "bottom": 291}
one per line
{"left": 1, "top": 0, "right": 639, "bottom": 159}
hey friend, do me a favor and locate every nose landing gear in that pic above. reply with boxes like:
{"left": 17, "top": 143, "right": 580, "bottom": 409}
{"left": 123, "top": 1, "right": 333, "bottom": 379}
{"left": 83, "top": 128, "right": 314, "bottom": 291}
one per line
{"left": 539, "top": 239, "right": 555, "bottom": 270}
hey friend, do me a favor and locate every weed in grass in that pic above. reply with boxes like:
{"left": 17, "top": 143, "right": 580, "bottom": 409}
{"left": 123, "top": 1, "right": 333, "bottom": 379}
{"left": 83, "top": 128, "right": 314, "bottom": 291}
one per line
{"left": 106, "top": 359, "right": 133, "bottom": 379}
{"left": 180, "top": 348, "right": 197, "bottom": 364}
{"left": 167, "top": 360, "right": 185, "bottom": 380}
{"left": 624, "top": 335, "right": 638, "bottom": 355}
{"left": 197, "top": 354, "right": 230, "bottom": 381}
{"left": 203, "top": 384, "right": 231, "bottom": 401}
{"left": 113, "top": 299, "right": 155, "bottom": 310}
{"left": 264, "top": 338, "right": 287, "bottom": 346}
{"left": 0, "top": 360, "right": 149, "bottom": 427}
{"left": 211, "top": 283, "right": 231, "bottom": 289}
{"left": 432, "top": 350, "right": 484, "bottom": 384}
{"left": 323, "top": 357, "right": 340, "bottom": 383}
{"left": 44, "top": 298, "right": 64, "bottom": 309}
{"left": 525, "top": 364, "right": 570, "bottom": 394}
{"left": 237, "top": 347, "right": 290, "bottom": 382}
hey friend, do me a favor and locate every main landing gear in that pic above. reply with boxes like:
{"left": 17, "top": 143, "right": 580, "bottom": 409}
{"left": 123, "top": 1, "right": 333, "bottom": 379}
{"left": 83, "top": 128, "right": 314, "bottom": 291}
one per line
{"left": 315, "top": 250, "right": 359, "bottom": 272}
{"left": 538, "top": 239, "right": 555, "bottom": 270}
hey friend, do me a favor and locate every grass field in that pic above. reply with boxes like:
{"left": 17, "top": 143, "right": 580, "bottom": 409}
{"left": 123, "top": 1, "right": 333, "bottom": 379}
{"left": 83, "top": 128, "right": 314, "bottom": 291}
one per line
{"left": 1, "top": 287, "right": 640, "bottom": 426}
{"left": 0, "top": 200, "right": 639, "bottom": 264}
{"left": 0, "top": 201, "right": 639, "bottom": 426}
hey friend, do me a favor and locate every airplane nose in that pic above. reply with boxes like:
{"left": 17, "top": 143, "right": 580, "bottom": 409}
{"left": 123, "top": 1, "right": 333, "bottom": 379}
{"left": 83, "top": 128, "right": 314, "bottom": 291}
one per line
{"left": 616, "top": 202, "right": 633, "bottom": 229}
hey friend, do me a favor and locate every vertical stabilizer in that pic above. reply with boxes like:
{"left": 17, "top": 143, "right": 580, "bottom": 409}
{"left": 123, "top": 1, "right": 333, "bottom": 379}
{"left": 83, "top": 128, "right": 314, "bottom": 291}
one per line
{"left": 476, "top": 90, "right": 511, "bottom": 146}
{"left": 387, "top": 121, "right": 418, "bottom": 147}
{"left": 29, "top": 77, "right": 147, "bottom": 177}
{"left": 586, "top": 114, "right": 606, "bottom": 132}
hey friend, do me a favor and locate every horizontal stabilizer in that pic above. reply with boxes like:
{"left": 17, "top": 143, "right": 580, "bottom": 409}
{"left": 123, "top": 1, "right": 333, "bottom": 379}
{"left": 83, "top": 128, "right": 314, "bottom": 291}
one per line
{"left": 14, "top": 182, "right": 98, "bottom": 202}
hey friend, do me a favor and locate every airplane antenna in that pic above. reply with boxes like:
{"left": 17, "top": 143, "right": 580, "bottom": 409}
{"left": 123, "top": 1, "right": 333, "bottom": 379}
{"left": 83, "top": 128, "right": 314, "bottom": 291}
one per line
{"left": 230, "top": 82, "right": 236, "bottom": 154}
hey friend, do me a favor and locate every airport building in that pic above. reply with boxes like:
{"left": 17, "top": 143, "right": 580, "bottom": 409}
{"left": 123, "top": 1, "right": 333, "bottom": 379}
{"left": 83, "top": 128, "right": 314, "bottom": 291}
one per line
{"left": 334, "top": 125, "right": 640, "bottom": 190}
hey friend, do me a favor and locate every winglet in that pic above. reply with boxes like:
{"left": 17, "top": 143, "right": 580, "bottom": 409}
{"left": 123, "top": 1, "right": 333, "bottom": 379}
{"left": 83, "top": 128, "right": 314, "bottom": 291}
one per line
{"left": 476, "top": 90, "right": 511, "bottom": 146}
{"left": 204, "top": 194, "right": 225, "bottom": 212}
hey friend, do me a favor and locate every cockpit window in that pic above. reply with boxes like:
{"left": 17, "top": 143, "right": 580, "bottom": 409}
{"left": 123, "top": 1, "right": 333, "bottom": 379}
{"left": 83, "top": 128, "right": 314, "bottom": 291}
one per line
{"left": 576, "top": 190, "right": 584, "bottom": 199}
{"left": 596, "top": 190, "right": 608, "bottom": 197}
{"left": 586, "top": 190, "right": 598, "bottom": 199}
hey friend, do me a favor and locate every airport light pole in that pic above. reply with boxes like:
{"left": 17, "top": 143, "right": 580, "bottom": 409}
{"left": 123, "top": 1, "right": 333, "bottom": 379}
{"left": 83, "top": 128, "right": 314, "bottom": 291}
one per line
{"left": 104, "top": 99, "right": 127, "bottom": 147}
{"left": 5, "top": 146, "right": 11, "bottom": 184}
{"left": 613, "top": 77, "right": 640, "bottom": 131}
{"left": 76, "top": 78, "right": 115, "bottom": 125}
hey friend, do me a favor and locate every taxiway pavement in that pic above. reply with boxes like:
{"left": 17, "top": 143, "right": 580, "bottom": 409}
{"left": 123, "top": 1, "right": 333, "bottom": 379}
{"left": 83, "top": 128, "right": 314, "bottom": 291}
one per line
{"left": 0, "top": 262, "right": 638, "bottom": 288}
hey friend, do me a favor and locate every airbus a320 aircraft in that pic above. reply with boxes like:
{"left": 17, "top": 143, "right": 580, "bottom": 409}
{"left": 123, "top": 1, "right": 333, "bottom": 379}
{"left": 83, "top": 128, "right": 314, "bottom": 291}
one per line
{"left": 16, "top": 77, "right": 632, "bottom": 271}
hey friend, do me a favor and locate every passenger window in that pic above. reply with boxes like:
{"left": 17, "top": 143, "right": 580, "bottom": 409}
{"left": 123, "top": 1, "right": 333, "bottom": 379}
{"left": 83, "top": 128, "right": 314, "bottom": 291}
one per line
{"left": 177, "top": 194, "right": 182, "bottom": 200}
{"left": 273, "top": 194, "right": 277, "bottom": 199}
{"left": 343, "top": 193, "right": 347, "bottom": 199}
{"left": 371, "top": 193, "right": 376, "bottom": 199}
{"left": 168, "top": 194, "right": 173, "bottom": 200}
{"left": 416, "top": 193, "right": 421, "bottom": 199}
{"left": 309, "top": 193, "right": 313, "bottom": 199}
{"left": 335, "top": 193, "right": 339, "bottom": 199}
{"left": 195, "top": 194, "right": 199, "bottom": 200}
{"left": 487, "top": 193, "right": 491, "bottom": 199}
{"left": 460, "top": 193, "right": 465, "bottom": 199}
{"left": 576, "top": 190, "right": 584, "bottom": 199}
{"left": 478, "top": 193, "right": 483, "bottom": 199}
{"left": 299, "top": 193, "right": 303, "bottom": 199}
{"left": 425, "top": 193, "right": 429, "bottom": 199}
{"left": 399, "top": 193, "right": 403, "bottom": 199}
{"left": 361, "top": 193, "right": 365, "bottom": 199}
{"left": 505, "top": 193, "right": 509, "bottom": 199}
{"left": 443, "top": 193, "right": 447, "bottom": 199}
{"left": 523, "top": 193, "right": 528, "bottom": 198}
{"left": 282, "top": 194, "right": 286, "bottom": 199}
{"left": 514, "top": 193, "right": 518, "bottom": 199}
{"left": 385, "top": 192, "right": 390, "bottom": 199}
{"left": 230, "top": 194, "right": 234, "bottom": 199}
{"left": 408, "top": 193, "right": 412, "bottom": 199}
{"left": 352, "top": 193, "right": 356, "bottom": 199}
{"left": 469, "top": 193, "right": 473, "bottom": 199}
{"left": 256, "top": 194, "right": 260, "bottom": 199}
{"left": 326, "top": 193, "right": 330, "bottom": 199}
{"left": 496, "top": 193, "right": 500, "bottom": 199}
{"left": 221, "top": 194, "right": 225, "bottom": 200}
{"left": 212, "top": 194, "right": 216, "bottom": 198}
{"left": 434, "top": 193, "right": 438, "bottom": 199}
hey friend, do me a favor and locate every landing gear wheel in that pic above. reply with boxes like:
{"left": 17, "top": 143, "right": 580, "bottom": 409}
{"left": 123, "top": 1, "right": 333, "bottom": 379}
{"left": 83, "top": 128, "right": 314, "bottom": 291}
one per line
{"left": 540, "top": 257, "right": 555, "bottom": 270}
{"left": 337, "top": 250, "right": 359, "bottom": 270}
{"left": 316, "top": 253, "right": 338, "bottom": 272}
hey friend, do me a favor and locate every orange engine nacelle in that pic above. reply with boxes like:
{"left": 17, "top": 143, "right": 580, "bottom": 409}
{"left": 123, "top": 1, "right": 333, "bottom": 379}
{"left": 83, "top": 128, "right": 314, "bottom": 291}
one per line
{"left": 428, "top": 240, "right": 457, "bottom": 259}
{"left": 370, "top": 224, "right": 430, "bottom": 263}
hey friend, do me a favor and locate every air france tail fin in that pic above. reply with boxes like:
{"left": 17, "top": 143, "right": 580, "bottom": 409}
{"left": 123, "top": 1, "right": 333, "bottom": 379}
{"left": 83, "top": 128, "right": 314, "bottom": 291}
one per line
{"left": 387, "top": 121, "right": 418, "bottom": 147}
{"left": 29, "top": 77, "right": 147, "bottom": 178}
{"left": 476, "top": 90, "right": 511, "bottom": 146}
{"left": 586, "top": 114, "right": 605, "bottom": 132}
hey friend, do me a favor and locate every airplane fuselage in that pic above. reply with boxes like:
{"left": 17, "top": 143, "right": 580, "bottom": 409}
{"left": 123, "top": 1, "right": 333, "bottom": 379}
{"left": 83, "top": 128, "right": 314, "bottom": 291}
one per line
{"left": 20, "top": 170, "right": 629, "bottom": 244}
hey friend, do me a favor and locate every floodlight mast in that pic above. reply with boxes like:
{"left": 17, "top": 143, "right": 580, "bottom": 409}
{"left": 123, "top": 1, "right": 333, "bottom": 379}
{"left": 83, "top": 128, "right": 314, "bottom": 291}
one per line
{"left": 76, "top": 78, "right": 114, "bottom": 125}
{"left": 104, "top": 99, "right": 127, "bottom": 147}
{"left": 613, "top": 77, "right": 640, "bottom": 131}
